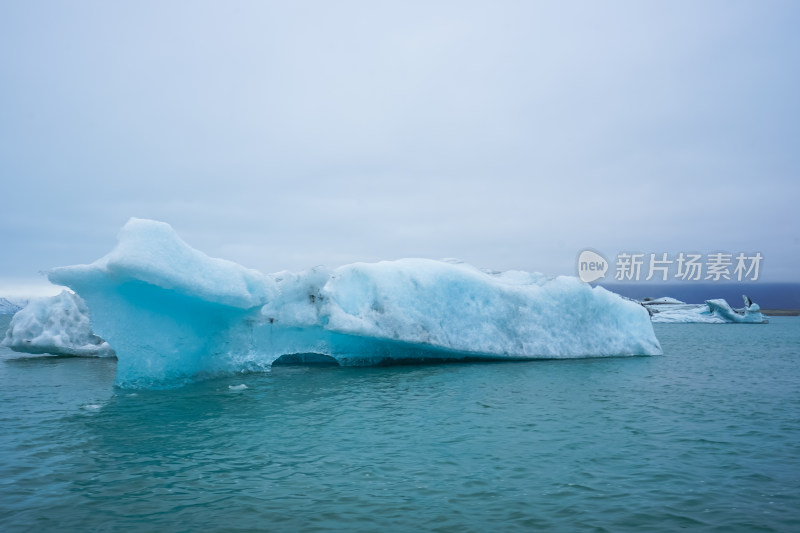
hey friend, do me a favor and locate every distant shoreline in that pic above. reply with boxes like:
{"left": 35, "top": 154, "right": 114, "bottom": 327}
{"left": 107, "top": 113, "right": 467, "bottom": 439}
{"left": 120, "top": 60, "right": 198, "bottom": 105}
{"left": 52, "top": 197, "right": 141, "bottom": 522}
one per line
{"left": 760, "top": 309, "right": 800, "bottom": 317}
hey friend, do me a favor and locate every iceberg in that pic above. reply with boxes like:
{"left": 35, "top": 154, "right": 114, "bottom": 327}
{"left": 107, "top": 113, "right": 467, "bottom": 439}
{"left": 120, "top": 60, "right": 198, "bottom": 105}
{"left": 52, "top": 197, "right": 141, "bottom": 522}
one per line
{"left": 48, "top": 218, "right": 662, "bottom": 388}
{"left": 640, "top": 296, "right": 685, "bottom": 305}
{"left": 0, "top": 297, "right": 24, "bottom": 315}
{"left": 644, "top": 295, "right": 768, "bottom": 324}
{"left": 2, "top": 290, "right": 115, "bottom": 357}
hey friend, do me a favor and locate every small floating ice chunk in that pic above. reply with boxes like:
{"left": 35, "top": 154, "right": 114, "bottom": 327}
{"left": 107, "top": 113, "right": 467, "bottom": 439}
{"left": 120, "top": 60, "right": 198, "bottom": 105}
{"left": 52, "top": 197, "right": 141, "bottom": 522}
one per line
{"left": 640, "top": 296, "right": 685, "bottom": 305}
{"left": 2, "top": 290, "right": 115, "bottom": 356}
{"left": 228, "top": 384, "right": 248, "bottom": 390}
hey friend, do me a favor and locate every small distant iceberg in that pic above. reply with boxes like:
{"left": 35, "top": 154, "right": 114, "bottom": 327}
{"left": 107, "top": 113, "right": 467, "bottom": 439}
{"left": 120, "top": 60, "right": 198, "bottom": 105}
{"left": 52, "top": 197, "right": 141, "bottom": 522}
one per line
{"left": 44, "top": 218, "right": 662, "bottom": 388}
{"left": 0, "top": 297, "right": 24, "bottom": 315}
{"left": 2, "top": 290, "right": 115, "bottom": 357}
{"left": 640, "top": 296, "right": 685, "bottom": 306}
{"left": 642, "top": 295, "right": 768, "bottom": 324}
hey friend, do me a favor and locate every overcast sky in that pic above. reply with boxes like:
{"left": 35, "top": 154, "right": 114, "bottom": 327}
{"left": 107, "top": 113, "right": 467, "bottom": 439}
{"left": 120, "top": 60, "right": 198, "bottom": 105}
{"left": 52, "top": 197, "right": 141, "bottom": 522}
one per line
{"left": 1, "top": 0, "right": 798, "bottom": 297}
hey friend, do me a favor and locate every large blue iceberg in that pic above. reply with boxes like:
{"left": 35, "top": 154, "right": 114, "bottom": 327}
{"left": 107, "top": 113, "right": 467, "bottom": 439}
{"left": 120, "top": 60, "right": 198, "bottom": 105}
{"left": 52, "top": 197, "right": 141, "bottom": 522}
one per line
{"left": 48, "top": 219, "right": 662, "bottom": 387}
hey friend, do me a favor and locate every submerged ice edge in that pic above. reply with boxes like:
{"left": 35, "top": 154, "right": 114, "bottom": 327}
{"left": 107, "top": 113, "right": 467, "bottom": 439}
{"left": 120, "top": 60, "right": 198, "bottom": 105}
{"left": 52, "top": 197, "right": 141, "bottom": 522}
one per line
{"left": 44, "top": 218, "right": 661, "bottom": 388}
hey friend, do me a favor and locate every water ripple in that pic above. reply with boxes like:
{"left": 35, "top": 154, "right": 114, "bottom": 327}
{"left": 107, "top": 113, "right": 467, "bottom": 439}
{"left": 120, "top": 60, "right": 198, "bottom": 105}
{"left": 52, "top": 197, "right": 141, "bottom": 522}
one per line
{"left": 1, "top": 319, "right": 800, "bottom": 531}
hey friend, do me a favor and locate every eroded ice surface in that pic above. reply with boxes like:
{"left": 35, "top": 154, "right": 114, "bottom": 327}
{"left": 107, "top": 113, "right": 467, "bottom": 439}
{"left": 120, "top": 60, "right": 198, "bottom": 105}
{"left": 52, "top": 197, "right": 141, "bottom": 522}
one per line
{"left": 2, "top": 290, "right": 115, "bottom": 357}
{"left": 49, "top": 219, "right": 662, "bottom": 387}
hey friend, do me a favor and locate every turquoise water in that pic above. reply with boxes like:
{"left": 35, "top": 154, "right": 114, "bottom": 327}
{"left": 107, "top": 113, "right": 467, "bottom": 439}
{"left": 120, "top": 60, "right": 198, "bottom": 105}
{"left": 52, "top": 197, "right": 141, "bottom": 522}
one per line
{"left": 1, "top": 315, "right": 799, "bottom": 532}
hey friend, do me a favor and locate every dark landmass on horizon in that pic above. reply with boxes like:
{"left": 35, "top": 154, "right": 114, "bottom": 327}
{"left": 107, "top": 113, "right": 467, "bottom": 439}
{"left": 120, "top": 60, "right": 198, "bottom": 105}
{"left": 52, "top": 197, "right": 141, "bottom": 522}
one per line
{"left": 759, "top": 310, "right": 800, "bottom": 316}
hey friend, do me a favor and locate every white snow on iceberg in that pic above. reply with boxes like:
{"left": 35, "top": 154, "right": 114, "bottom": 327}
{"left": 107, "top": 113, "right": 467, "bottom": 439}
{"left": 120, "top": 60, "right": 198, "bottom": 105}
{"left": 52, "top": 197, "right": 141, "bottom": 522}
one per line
{"left": 644, "top": 295, "right": 768, "bottom": 324}
{"left": 2, "top": 290, "right": 115, "bottom": 357}
{"left": 48, "top": 218, "right": 662, "bottom": 388}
